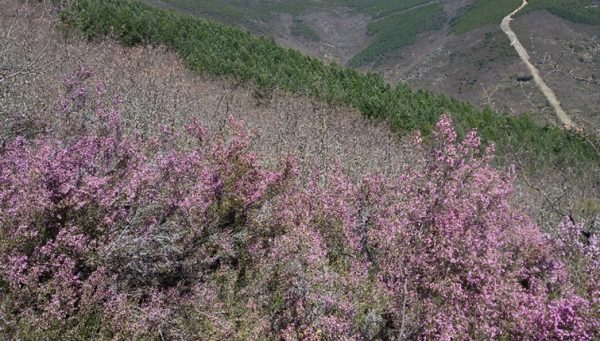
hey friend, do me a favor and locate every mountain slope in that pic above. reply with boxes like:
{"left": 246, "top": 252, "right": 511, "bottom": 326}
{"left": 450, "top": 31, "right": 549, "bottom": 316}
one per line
{"left": 143, "top": 0, "right": 600, "bottom": 132}
{"left": 63, "top": 0, "right": 599, "bottom": 171}
{"left": 1, "top": 2, "right": 599, "bottom": 339}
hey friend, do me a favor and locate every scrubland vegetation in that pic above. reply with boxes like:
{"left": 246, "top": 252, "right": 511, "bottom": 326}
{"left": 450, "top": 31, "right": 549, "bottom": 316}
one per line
{"left": 149, "top": 0, "right": 600, "bottom": 68}
{"left": 64, "top": 0, "right": 599, "bottom": 172}
{"left": 1, "top": 66, "right": 598, "bottom": 339}
{"left": 348, "top": 3, "right": 446, "bottom": 67}
{"left": 1, "top": 0, "right": 599, "bottom": 340}
{"left": 452, "top": 0, "right": 600, "bottom": 34}
{"left": 147, "top": 0, "right": 449, "bottom": 67}
{"left": 149, "top": 0, "right": 436, "bottom": 26}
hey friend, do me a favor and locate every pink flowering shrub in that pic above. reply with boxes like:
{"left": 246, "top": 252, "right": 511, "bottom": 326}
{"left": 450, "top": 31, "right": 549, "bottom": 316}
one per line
{"left": 0, "top": 68, "right": 294, "bottom": 339}
{"left": 0, "top": 68, "right": 597, "bottom": 340}
{"left": 361, "top": 118, "right": 596, "bottom": 339}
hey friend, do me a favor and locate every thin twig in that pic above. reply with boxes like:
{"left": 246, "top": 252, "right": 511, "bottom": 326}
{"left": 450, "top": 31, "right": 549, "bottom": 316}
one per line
{"left": 514, "top": 154, "right": 566, "bottom": 217}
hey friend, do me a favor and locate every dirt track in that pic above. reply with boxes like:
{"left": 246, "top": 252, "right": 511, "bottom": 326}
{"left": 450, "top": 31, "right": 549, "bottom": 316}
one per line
{"left": 500, "top": 0, "right": 575, "bottom": 128}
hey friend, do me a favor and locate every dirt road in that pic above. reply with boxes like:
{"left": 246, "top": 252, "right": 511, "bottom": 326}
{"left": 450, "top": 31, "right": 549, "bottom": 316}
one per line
{"left": 500, "top": 0, "right": 574, "bottom": 128}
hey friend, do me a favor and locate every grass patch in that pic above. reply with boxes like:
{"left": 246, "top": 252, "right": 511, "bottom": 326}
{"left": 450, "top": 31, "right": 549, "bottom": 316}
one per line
{"left": 62, "top": 0, "right": 599, "bottom": 170}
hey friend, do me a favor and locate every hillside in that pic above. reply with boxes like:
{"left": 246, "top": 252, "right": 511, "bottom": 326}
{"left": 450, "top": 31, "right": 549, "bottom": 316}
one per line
{"left": 1, "top": 0, "right": 599, "bottom": 340}
{"left": 63, "top": 0, "right": 600, "bottom": 169}
{"left": 0, "top": 1, "right": 411, "bottom": 180}
{"left": 145, "top": 0, "right": 600, "bottom": 132}
{"left": 383, "top": 6, "right": 600, "bottom": 133}
{"left": 143, "top": 0, "right": 600, "bottom": 65}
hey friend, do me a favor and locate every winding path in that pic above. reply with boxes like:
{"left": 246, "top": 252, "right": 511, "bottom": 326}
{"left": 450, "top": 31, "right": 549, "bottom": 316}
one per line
{"left": 500, "top": 0, "right": 574, "bottom": 128}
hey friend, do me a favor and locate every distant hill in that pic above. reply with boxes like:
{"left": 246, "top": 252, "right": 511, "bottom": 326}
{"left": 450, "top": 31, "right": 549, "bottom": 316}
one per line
{"left": 143, "top": 0, "right": 600, "bottom": 132}
{"left": 144, "top": 0, "right": 600, "bottom": 66}
{"left": 64, "top": 0, "right": 598, "bottom": 172}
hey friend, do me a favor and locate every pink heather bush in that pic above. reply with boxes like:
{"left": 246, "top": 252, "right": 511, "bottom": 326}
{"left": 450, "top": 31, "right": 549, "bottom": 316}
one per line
{"left": 0, "top": 68, "right": 598, "bottom": 340}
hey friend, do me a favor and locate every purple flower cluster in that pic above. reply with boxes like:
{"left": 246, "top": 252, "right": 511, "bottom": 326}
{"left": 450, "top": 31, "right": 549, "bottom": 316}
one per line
{"left": 0, "top": 69, "right": 597, "bottom": 339}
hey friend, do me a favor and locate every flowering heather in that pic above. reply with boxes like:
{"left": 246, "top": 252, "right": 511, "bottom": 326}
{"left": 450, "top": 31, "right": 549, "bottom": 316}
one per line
{"left": 0, "top": 68, "right": 598, "bottom": 340}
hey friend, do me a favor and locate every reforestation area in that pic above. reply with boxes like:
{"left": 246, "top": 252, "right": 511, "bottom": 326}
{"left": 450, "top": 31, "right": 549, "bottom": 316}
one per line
{"left": 452, "top": 0, "right": 600, "bottom": 34}
{"left": 348, "top": 3, "right": 446, "bottom": 67}
{"left": 1, "top": 0, "right": 599, "bottom": 340}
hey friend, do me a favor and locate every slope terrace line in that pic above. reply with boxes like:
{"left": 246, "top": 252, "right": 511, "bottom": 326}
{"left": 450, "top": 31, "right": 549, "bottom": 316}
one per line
{"left": 500, "top": 0, "right": 575, "bottom": 128}
{"left": 371, "top": 0, "right": 438, "bottom": 22}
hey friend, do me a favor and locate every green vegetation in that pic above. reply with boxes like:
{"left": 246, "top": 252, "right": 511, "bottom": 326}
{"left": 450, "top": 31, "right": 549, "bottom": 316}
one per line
{"left": 451, "top": 0, "right": 521, "bottom": 34}
{"left": 63, "top": 0, "right": 599, "bottom": 169}
{"left": 452, "top": 0, "right": 600, "bottom": 34}
{"left": 147, "top": 0, "right": 600, "bottom": 61}
{"left": 290, "top": 17, "right": 320, "bottom": 42}
{"left": 337, "top": 0, "right": 433, "bottom": 17}
{"left": 145, "top": 0, "right": 312, "bottom": 27}
{"left": 527, "top": 0, "right": 600, "bottom": 24}
{"left": 349, "top": 3, "right": 446, "bottom": 66}
{"left": 145, "top": 0, "right": 447, "bottom": 67}
{"left": 147, "top": 0, "right": 436, "bottom": 22}
{"left": 148, "top": 0, "right": 259, "bottom": 23}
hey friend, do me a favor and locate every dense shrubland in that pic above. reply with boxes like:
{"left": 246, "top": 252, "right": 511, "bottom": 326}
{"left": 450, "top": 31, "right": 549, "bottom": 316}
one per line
{"left": 1, "top": 68, "right": 598, "bottom": 340}
{"left": 62, "top": 0, "right": 600, "bottom": 172}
